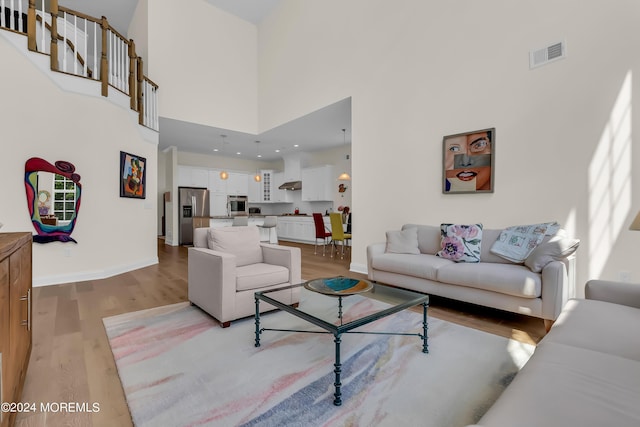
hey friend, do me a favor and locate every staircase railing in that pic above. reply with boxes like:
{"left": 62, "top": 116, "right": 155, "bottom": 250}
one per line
{"left": 0, "top": 0, "right": 158, "bottom": 131}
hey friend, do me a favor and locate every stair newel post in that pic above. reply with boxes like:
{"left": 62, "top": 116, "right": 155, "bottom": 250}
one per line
{"left": 128, "top": 39, "right": 137, "bottom": 110}
{"left": 27, "top": 0, "right": 36, "bottom": 51}
{"left": 137, "top": 57, "right": 144, "bottom": 125}
{"left": 100, "top": 16, "right": 109, "bottom": 97}
{"left": 49, "top": 0, "right": 59, "bottom": 71}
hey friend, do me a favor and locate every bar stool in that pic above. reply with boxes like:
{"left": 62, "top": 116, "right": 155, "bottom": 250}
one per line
{"left": 257, "top": 216, "right": 278, "bottom": 243}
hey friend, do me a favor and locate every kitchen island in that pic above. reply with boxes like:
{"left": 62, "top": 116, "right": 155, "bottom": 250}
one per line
{"left": 194, "top": 216, "right": 277, "bottom": 243}
{"left": 275, "top": 215, "right": 333, "bottom": 244}
{"left": 194, "top": 215, "right": 336, "bottom": 245}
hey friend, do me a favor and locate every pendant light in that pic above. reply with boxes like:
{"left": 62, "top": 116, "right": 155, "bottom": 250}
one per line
{"left": 338, "top": 128, "right": 351, "bottom": 181}
{"left": 254, "top": 141, "right": 262, "bottom": 182}
{"left": 219, "top": 134, "right": 229, "bottom": 180}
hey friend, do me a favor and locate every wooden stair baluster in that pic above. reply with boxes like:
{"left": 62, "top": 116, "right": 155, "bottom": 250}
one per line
{"left": 27, "top": 0, "right": 36, "bottom": 51}
{"left": 100, "top": 16, "right": 108, "bottom": 97}
{"left": 49, "top": 0, "right": 58, "bottom": 70}
{"left": 137, "top": 57, "right": 144, "bottom": 125}
{"left": 128, "top": 39, "right": 136, "bottom": 110}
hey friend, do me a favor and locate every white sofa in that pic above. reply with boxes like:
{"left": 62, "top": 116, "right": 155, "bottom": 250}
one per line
{"left": 470, "top": 279, "right": 640, "bottom": 426}
{"left": 367, "top": 224, "right": 577, "bottom": 327}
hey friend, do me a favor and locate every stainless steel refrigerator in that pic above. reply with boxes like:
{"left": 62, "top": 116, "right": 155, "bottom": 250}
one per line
{"left": 178, "top": 186, "right": 210, "bottom": 245}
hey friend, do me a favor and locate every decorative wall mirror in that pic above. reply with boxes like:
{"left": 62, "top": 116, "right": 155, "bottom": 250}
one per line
{"left": 24, "top": 157, "right": 82, "bottom": 243}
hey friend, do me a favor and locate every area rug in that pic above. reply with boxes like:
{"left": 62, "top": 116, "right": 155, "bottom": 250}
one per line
{"left": 103, "top": 290, "right": 534, "bottom": 427}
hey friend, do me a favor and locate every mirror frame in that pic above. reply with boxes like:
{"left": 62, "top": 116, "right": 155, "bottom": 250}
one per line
{"left": 25, "top": 157, "right": 82, "bottom": 243}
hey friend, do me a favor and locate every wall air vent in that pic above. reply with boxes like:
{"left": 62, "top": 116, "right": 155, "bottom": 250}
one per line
{"left": 529, "top": 40, "right": 566, "bottom": 69}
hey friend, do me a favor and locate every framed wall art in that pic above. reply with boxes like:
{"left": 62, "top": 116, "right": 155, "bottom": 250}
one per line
{"left": 442, "top": 128, "right": 495, "bottom": 194}
{"left": 120, "top": 151, "right": 147, "bottom": 199}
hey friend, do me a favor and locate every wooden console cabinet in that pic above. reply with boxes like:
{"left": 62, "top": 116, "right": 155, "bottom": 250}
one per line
{"left": 0, "top": 233, "right": 32, "bottom": 427}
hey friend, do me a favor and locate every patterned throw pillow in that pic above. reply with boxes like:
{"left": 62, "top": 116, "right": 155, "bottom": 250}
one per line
{"left": 490, "top": 222, "right": 559, "bottom": 263}
{"left": 436, "top": 224, "right": 483, "bottom": 263}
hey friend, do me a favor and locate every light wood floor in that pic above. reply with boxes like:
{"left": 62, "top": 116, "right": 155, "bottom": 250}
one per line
{"left": 16, "top": 239, "right": 545, "bottom": 426}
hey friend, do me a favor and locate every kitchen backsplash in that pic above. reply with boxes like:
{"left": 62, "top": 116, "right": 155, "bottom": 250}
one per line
{"left": 249, "top": 199, "right": 333, "bottom": 216}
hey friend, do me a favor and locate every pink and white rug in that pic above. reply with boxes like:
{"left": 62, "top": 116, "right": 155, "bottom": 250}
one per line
{"left": 103, "top": 290, "right": 534, "bottom": 427}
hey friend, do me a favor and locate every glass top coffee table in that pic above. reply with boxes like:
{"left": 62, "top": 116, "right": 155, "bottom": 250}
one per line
{"left": 254, "top": 277, "right": 429, "bottom": 406}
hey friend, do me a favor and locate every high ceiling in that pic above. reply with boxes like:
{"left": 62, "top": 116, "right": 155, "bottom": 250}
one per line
{"left": 58, "top": 0, "right": 350, "bottom": 160}
{"left": 160, "top": 98, "right": 352, "bottom": 162}
{"left": 58, "top": 0, "right": 280, "bottom": 35}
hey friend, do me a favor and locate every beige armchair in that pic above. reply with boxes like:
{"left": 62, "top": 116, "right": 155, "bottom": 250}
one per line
{"left": 188, "top": 226, "right": 301, "bottom": 327}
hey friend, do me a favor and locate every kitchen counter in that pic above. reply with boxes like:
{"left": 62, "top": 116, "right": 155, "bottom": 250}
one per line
{"left": 276, "top": 215, "right": 339, "bottom": 244}
{"left": 199, "top": 216, "right": 277, "bottom": 243}
{"left": 195, "top": 215, "right": 340, "bottom": 245}
{"left": 206, "top": 215, "right": 266, "bottom": 219}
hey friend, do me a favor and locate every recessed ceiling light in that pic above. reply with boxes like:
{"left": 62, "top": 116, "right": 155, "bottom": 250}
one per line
{"left": 294, "top": 144, "right": 299, "bottom": 148}
{"left": 236, "top": 152, "right": 241, "bottom": 155}
{"left": 275, "top": 149, "right": 280, "bottom": 153}
{"left": 257, "top": 154, "right": 262, "bottom": 158}
{"left": 213, "top": 148, "right": 219, "bottom": 152}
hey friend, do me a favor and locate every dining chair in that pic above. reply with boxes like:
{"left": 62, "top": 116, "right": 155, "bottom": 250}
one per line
{"left": 312, "top": 213, "right": 332, "bottom": 256}
{"left": 329, "top": 212, "right": 351, "bottom": 259}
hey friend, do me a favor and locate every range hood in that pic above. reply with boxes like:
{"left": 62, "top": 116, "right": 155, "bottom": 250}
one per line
{"left": 278, "top": 154, "right": 306, "bottom": 190}
{"left": 278, "top": 181, "right": 302, "bottom": 191}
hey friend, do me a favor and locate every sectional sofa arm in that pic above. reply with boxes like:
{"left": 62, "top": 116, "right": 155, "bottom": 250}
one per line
{"left": 261, "top": 243, "right": 302, "bottom": 284}
{"left": 366, "top": 243, "right": 386, "bottom": 279}
{"left": 585, "top": 279, "right": 640, "bottom": 308}
{"left": 539, "top": 260, "right": 570, "bottom": 320}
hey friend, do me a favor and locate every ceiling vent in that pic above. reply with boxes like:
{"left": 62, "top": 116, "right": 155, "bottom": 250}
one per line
{"left": 529, "top": 41, "right": 566, "bottom": 69}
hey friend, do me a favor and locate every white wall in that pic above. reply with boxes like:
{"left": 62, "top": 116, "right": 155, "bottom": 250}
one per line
{"left": 147, "top": 0, "right": 258, "bottom": 134}
{"left": 128, "top": 0, "right": 149, "bottom": 63}
{"left": 0, "top": 33, "right": 158, "bottom": 286}
{"left": 257, "top": 0, "right": 640, "bottom": 295}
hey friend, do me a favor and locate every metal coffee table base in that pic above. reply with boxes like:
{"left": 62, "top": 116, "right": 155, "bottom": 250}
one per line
{"left": 254, "top": 295, "right": 429, "bottom": 406}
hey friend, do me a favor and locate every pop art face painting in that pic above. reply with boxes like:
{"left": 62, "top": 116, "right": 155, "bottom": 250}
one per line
{"left": 443, "top": 128, "right": 494, "bottom": 194}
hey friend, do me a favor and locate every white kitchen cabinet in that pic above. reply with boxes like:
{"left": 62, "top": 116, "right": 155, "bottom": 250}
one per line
{"left": 249, "top": 170, "right": 274, "bottom": 203}
{"left": 208, "top": 170, "right": 227, "bottom": 194}
{"left": 179, "top": 166, "right": 209, "bottom": 188}
{"left": 227, "top": 172, "right": 249, "bottom": 196}
{"left": 301, "top": 165, "right": 334, "bottom": 201}
{"left": 276, "top": 216, "right": 325, "bottom": 243}
{"left": 271, "top": 172, "right": 292, "bottom": 203}
{"left": 261, "top": 170, "right": 273, "bottom": 202}
{"left": 248, "top": 175, "right": 261, "bottom": 202}
{"left": 210, "top": 193, "right": 228, "bottom": 216}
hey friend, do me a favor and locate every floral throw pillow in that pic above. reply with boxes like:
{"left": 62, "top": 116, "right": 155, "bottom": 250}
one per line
{"left": 436, "top": 224, "right": 483, "bottom": 263}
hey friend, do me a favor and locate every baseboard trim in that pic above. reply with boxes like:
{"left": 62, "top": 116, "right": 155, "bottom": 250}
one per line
{"left": 350, "top": 262, "right": 368, "bottom": 275}
{"left": 33, "top": 257, "right": 159, "bottom": 287}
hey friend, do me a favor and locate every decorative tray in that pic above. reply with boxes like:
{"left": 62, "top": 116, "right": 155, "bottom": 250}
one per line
{"left": 304, "top": 277, "right": 373, "bottom": 296}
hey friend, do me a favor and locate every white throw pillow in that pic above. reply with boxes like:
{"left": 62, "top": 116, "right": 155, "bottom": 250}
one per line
{"left": 490, "top": 222, "right": 559, "bottom": 263}
{"left": 385, "top": 227, "right": 420, "bottom": 254}
{"left": 524, "top": 235, "right": 580, "bottom": 273}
